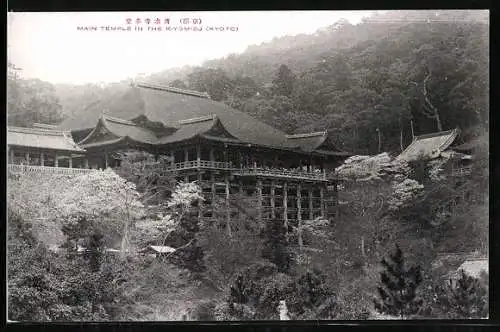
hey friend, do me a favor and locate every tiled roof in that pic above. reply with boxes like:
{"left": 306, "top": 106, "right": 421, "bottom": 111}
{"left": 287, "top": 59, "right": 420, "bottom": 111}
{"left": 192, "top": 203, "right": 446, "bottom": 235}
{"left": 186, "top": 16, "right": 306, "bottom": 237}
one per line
{"left": 396, "top": 128, "right": 460, "bottom": 162}
{"left": 287, "top": 131, "right": 328, "bottom": 152}
{"left": 58, "top": 83, "right": 295, "bottom": 149}
{"left": 57, "top": 82, "right": 351, "bottom": 156}
{"left": 7, "top": 126, "right": 85, "bottom": 152}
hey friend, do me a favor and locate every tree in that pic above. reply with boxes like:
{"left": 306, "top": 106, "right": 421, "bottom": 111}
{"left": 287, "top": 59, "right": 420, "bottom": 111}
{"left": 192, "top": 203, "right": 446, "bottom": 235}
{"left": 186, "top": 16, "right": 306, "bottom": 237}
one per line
{"left": 374, "top": 244, "right": 423, "bottom": 319}
{"left": 187, "top": 68, "right": 234, "bottom": 101}
{"left": 434, "top": 270, "right": 488, "bottom": 318}
{"left": 7, "top": 67, "right": 64, "bottom": 127}
{"left": 271, "top": 64, "right": 296, "bottom": 96}
{"left": 53, "top": 169, "right": 145, "bottom": 259}
{"left": 261, "top": 218, "right": 293, "bottom": 273}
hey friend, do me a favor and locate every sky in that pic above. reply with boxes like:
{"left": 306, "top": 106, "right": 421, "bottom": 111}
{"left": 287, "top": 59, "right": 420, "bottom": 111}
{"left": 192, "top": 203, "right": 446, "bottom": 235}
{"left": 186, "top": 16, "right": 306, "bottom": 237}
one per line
{"left": 7, "top": 11, "right": 376, "bottom": 85}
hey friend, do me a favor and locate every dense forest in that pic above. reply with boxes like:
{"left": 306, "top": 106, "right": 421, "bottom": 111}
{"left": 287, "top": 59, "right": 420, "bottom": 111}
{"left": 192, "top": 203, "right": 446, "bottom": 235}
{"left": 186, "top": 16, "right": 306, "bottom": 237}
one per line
{"left": 7, "top": 10, "right": 489, "bottom": 321}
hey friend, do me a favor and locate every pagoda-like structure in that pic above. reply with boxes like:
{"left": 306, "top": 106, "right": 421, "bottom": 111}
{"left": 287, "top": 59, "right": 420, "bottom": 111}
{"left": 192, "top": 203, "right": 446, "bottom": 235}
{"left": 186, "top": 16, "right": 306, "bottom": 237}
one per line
{"left": 57, "top": 81, "right": 351, "bottom": 223}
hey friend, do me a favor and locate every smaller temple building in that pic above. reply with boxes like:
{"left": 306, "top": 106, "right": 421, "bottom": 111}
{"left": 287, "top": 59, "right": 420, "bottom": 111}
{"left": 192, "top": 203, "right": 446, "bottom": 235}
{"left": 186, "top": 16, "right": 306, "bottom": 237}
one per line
{"left": 7, "top": 124, "right": 90, "bottom": 174}
{"left": 396, "top": 128, "right": 473, "bottom": 177}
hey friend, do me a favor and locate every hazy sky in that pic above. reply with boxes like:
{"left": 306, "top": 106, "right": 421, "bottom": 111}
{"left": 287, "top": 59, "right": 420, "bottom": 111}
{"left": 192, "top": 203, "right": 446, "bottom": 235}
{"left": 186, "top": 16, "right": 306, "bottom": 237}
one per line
{"left": 8, "top": 11, "right": 376, "bottom": 85}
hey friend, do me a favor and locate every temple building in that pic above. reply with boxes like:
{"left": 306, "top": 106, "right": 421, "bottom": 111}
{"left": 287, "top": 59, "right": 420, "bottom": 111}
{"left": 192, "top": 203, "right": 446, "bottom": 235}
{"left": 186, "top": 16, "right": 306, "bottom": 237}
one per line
{"left": 396, "top": 128, "right": 473, "bottom": 177}
{"left": 7, "top": 124, "right": 91, "bottom": 175}
{"left": 11, "top": 81, "right": 352, "bottom": 224}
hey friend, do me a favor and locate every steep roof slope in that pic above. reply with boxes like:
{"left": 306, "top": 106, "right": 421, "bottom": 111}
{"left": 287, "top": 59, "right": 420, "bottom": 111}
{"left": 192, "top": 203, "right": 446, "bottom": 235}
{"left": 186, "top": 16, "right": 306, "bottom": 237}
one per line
{"left": 59, "top": 82, "right": 295, "bottom": 149}
{"left": 396, "top": 128, "right": 460, "bottom": 162}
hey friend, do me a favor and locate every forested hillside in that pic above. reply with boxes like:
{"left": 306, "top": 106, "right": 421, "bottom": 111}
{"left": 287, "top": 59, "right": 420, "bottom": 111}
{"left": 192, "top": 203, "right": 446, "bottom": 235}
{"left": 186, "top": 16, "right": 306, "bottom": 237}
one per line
{"left": 8, "top": 10, "right": 487, "bottom": 156}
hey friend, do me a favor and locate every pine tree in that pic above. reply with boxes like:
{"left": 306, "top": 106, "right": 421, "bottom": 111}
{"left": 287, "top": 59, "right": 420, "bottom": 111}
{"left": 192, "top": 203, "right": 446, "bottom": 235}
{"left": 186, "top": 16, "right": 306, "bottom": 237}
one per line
{"left": 272, "top": 64, "right": 296, "bottom": 97}
{"left": 374, "top": 244, "right": 423, "bottom": 319}
{"left": 436, "top": 269, "right": 489, "bottom": 318}
{"left": 261, "top": 218, "right": 293, "bottom": 272}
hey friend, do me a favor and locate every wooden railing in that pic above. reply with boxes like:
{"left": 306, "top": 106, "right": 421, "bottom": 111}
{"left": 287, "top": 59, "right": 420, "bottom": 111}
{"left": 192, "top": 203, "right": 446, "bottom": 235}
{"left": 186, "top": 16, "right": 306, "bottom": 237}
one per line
{"left": 145, "top": 160, "right": 233, "bottom": 171}
{"left": 144, "top": 159, "right": 328, "bottom": 181}
{"left": 8, "top": 164, "right": 96, "bottom": 175}
{"left": 233, "top": 167, "right": 327, "bottom": 181}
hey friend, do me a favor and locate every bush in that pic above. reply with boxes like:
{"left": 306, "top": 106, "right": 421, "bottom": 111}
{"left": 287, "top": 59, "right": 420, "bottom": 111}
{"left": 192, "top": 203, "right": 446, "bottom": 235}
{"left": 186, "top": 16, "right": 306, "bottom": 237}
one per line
{"left": 261, "top": 218, "right": 293, "bottom": 273}
{"left": 432, "top": 270, "right": 488, "bottom": 319}
{"left": 191, "top": 300, "right": 217, "bottom": 321}
{"left": 198, "top": 219, "right": 264, "bottom": 291}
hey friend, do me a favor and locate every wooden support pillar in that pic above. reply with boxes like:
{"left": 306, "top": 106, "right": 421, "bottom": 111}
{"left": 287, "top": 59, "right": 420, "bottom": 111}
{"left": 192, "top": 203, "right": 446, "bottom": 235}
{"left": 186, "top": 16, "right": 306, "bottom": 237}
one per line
{"left": 84, "top": 158, "right": 89, "bottom": 169}
{"left": 225, "top": 175, "right": 231, "bottom": 235}
{"left": 283, "top": 182, "right": 288, "bottom": 230}
{"left": 196, "top": 145, "right": 201, "bottom": 166}
{"left": 39, "top": 152, "right": 44, "bottom": 166}
{"left": 309, "top": 187, "right": 313, "bottom": 220}
{"left": 170, "top": 150, "right": 175, "bottom": 166}
{"left": 25, "top": 152, "right": 30, "bottom": 165}
{"left": 270, "top": 181, "right": 276, "bottom": 219}
{"left": 211, "top": 173, "right": 216, "bottom": 209}
{"left": 184, "top": 147, "right": 189, "bottom": 162}
{"left": 69, "top": 156, "right": 73, "bottom": 169}
{"left": 320, "top": 186, "right": 325, "bottom": 218}
{"left": 54, "top": 153, "right": 59, "bottom": 167}
{"left": 198, "top": 172, "right": 203, "bottom": 219}
{"left": 9, "top": 148, "right": 14, "bottom": 164}
{"left": 209, "top": 148, "right": 215, "bottom": 162}
{"left": 239, "top": 180, "right": 243, "bottom": 194}
{"left": 297, "top": 183, "right": 303, "bottom": 247}
{"left": 104, "top": 151, "right": 108, "bottom": 169}
{"left": 257, "top": 179, "right": 263, "bottom": 221}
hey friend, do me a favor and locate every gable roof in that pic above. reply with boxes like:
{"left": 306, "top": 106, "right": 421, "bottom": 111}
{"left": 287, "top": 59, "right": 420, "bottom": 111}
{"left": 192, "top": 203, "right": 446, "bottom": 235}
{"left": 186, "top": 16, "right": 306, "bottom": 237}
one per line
{"left": 78, "top": 114, "right": 159, "bottom": 147}
{"left": 8, "top": 126, "right": 85, "bottom": 152}
{"left": 59, "top": 82, "right": 294, "bottom": 149}
{"left": 396, "top": 128, "right": 460, "bottom": 162}
{"left": 286, "top": 130, "right": 351, "bottom": 156}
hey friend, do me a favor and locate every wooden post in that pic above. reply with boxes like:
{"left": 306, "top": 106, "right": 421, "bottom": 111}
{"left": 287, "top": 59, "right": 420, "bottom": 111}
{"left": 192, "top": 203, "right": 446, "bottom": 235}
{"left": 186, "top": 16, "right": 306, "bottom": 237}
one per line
{"left": 196, "top": 145, "right": 201, "bottom": 166}
{"left": 211, "top": 173, "right": 216, "bottom": 211}
{"left": 104, "top": 151, "right": 108, "bottom": 169}
{"left": 257, "top": 179, "right": 263, "bottom": 221}
{"left": 40, "top": 152, "right": 45, "bottom": 166}
{"left": 170, "top": 150, "right": 175, "bottom": 166}
{"left": 84, "top": 158, "right": 89, "bottom": 169}
{"left": 184, "top": 147, "right": 189, "bottom": 162}
{"left": 320, "top": 186, "right": 325, "bottom": 218}
{"left": 25, "top": 152, "right": 30, "bottom": 165}
{"left": 209, "top": 148, "right": 215, "bottom": 162}
{"left": 297, "top": 183, "right": 303, "bottom": 247}
{"left": 270, "top": 181, "right": 276, "bottom": 219}
{"left": 225, "top": 175, "right": 231, "bottom": 236}
{"left": 198, "top": 172, "right": 203, "bottom": 219}
{"left": 69, "top": 156, "right": 73, "bottom": 168}
{"left": 283, "top": 182, "right": 288, "bottom": 231}
{"left": 239, "top": 151, "right": 243, "bottom": 168}
{"left": 239, "top": 180, "right": 243, "bottom": 194}
{"left": 9, "top": 148, "right": 14, "bottom": 164}
{"left": 54, "top": 153, "right": 59, "bottom": 167}
{"left": 309, "top": 187, "right": 313, "bottom": 220}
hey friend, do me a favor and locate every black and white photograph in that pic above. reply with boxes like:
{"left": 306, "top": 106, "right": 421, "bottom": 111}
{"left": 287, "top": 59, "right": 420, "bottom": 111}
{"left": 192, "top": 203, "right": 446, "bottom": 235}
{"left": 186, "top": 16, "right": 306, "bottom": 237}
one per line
{"left": 7, "top": 10, "right": 489, "bottom": 321}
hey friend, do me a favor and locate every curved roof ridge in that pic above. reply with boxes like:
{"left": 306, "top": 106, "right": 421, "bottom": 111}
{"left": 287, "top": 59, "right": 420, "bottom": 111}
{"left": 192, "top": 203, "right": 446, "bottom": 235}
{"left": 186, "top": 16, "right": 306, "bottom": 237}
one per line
{"left": 102, "top": 114, "right": 137, "bottom": 126}
{"left": 286, "top": 131, "right": 327, "bottom": 139}
{"left": 135, "top": 81, "right": 211, "bottom": 99}
{"left": 8, "top": 126, "right": 71, "bottom": 136}
{"left": 414, "top": 128, "right": 459, "bottom": 141}
{"left": 178, "top": 114, "right": 217, "bottom": 125}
